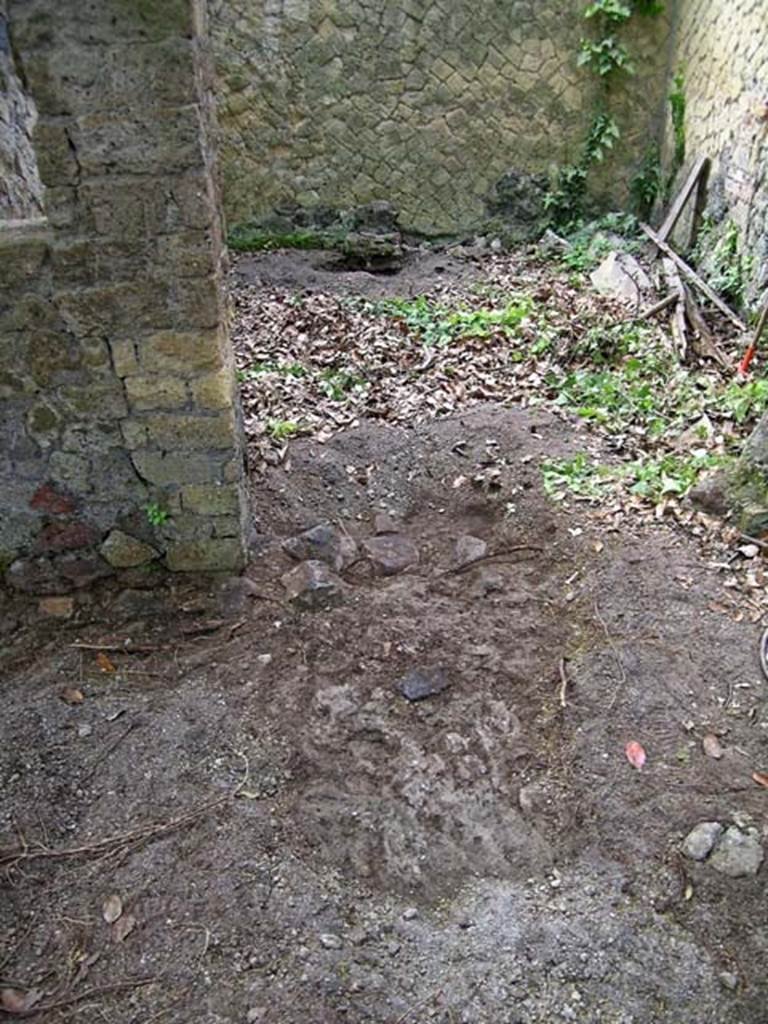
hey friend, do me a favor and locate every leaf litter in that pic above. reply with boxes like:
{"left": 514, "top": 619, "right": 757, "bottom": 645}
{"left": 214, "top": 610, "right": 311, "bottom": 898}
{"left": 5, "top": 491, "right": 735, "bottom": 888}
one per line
{"left": 232, "top": 244, "right": 768, "bottom": 623}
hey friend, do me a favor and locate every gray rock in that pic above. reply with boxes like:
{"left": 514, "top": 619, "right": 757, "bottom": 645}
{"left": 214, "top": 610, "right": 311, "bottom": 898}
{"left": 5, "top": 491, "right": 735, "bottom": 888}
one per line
{"left": 100, "top": 529, "right": 160, "bottom": 568}
{"left": 319, "top": 932, "right": 342, "bottom": 950}
{"left": 708, "top": 826, "right": 764, "bottom": 877}
{"left": 398, "top": 667, "right": 450, "bottom": 702}
{"left": 281, "top": 560, "right": 344, "bottom": 610}
{"left": 283, "top": 523, "right": 357, "bottom": 572}
{"left": 402, "top": 907, "right": 419, "bottom": 920}
{"left": 718, "top": 972, "right": 738, "bottom": 991}
{"left": 454, "top": 534, "right": 488, "bottom": 567}
{"left": 590, "top": 251, "right": 653, "bottom": 304}
{"left": 537, "top": 228, "right": 570, "bottom": 256}
{"left": 688, "top": 473, "right": 730, "bottom": 516}
{"left": 218, "top": 575, "right": 264, "bottom": 616}
{"left": 7, "top": 556, "right": 65, "bottom": 594}
{"left": 682, "top": 821, "right": 723, "bottom": 861}
{"left": 373, "top": 511, "right": 401, "bottom": 535}
{"left": 362, "top": 534, "right": 419, "bottom": 576}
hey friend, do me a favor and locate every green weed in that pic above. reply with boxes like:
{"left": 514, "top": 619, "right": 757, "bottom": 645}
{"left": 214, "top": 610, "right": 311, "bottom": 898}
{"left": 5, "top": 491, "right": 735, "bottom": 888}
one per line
{"left": 371, "top": 295, "right": 534, "bottom": 347}
{"left": 237, "top": 361, "right": 307, "bottom": 382}
{"left": 319, "top": 369, "right": 367, "bottom": 401}
{"left": 267, "top": 419, "right": 301, "bottom": 440}
{"left": 145, "top": 502, "right": 170, "bottom": 527}
{"left": 669, "top": 69, "right": 686, "bottom": 172}
{"left": 541, "top": 453, "right": 618, "bottom": 501}
{"left": 692, "top": 220, "right": 753, "bottom": 308}
{"left": 227, "top": 228, "right": 332, "bottom": 253}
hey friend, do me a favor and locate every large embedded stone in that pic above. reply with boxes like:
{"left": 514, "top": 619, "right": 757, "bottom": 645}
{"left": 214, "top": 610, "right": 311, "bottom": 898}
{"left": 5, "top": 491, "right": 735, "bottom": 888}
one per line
{"left": 361, "top": 534, "right": 419, "bottom": 576}
{"left": 590, "top": 251, "right": 653, "bottom": 304}
{"left": 283, "top": 523, "right": 357, "bottom": 573}
{"left": 100, "top": 529, "right": 160, "bottom": 568}
{"left": 281, "top": 560, "right": 344, "bottom": 611}
{"left": 708, "top": 826, "right": 764, "bottom": 878}
{"left": 398, "top": 667, "right": 450, "bottom": 702}
{"left": 682, "top": 821, "right": 723, "bottom": 862}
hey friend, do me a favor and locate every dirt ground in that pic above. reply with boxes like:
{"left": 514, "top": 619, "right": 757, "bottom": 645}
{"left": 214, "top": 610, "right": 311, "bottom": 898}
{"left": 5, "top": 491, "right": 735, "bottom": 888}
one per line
{"left": 2, "top": 251, "right": 768, "bottom": 1024}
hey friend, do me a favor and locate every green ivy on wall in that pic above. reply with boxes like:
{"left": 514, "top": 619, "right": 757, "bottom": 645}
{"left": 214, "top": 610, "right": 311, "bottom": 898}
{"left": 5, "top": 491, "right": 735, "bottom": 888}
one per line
{"left": 545, "top": 0, "right": 664, "bottom": 227}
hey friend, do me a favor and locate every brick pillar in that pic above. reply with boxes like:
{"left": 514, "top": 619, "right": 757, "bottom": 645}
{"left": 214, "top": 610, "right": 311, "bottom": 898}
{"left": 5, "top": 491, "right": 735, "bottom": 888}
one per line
{"left": 4, "top": 0, "right": 248, "bottom": 581}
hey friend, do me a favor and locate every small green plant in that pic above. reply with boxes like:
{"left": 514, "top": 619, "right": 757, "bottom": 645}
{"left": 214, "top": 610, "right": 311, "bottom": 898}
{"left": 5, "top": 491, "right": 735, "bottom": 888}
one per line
{"left": 718, "top": 377, "right": 768, "bottom": 424}
{"left": 559, "top": 213, "right": 640, "bottom": 273}
{"left": 145, "top": 502, "right": 170, "bottom": 527}
{"left": 227, "top": 227, "right": 334, "bottom": 253}
{"left": 237, "top": 361, "right": 307, "bottom": 382}
{"left": 544, "top": 115, "right": 623, "bottom": 227}
{"left": 578, "top": 35, "right": 634, "bottom": 76}
{"left": 626, "top": 452, "right": 720, "bottom": 501}
{"left": 668, "top": 69, "right": 686, "bottom": 172}
{"left": 319, "top": 369, "right": 366, "bottom": 401}
{"left": 584, "top": 0, "right": 632, "bottom": 22}
{"left": 541, "top": 453, "right": 618, "bottom": 501}
{"left": 372, "top": 295, "right": 534, "bottom": 347}
{"left": 691, "top": 219, "right": 754, "bottom": 308}
{"left": 543, "top": 165, "right": 589, "bottom": 228}
{"left": 267, "top": 418, "right": 301, "bottom": 440}
{"left": 630, "top": 144, "right": 662, "bottom": 218}
{"left": 631, "top": 0, "right": 664, "bottom": 13}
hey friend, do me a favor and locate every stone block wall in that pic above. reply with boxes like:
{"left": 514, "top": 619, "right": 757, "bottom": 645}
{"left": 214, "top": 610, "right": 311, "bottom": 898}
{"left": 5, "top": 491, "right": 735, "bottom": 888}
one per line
{"left": 664, "top": 0, "right": 768, "bottom": 303}
{"left": 0, "top": 1, "right": 44, "bottom": 221}
{"left": 0, "top": 0, "right": 248, "bottom": 589}
{"left": 209, "top": 0, "right": 672, "bottom": 237}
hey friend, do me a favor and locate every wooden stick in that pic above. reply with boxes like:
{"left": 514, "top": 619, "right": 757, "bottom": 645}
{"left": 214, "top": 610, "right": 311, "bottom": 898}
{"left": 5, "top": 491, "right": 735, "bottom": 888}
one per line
{"left": 70, "top": 641, "right": 161, "bottom": 653}
{"left": 662, "top": 257, "right": 688, "bottom": 359}
{"left": 558, "top": 657, "right": 569, "bottom": 708}
{"left": 637, "top": 292, "right": 677, "bottom": 320}
{"left": 683, "top": 283, "right": 729, "bottom": 368}
{"left": 640, "top": 223, "right": 748, "bottom": 331}
{"left": 658, "top": 156, "right": 710, "bottom": 243}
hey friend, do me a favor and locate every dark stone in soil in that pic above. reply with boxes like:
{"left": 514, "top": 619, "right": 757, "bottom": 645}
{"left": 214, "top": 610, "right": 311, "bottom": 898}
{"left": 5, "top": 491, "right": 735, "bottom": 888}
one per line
{"left": 6, "top": 556, "right": 64, "bottom": 594}
{"left": 281, "top": 560, "right": 344, "bottom": 610}
{"left": 689, "top": 473, "right": 731, "bottom": 516}
{"left": 361, "top": 534, "right": 418, "bottom": 576}
{"left": 398, "top": 667, "right": 450, "bottom": 701}
{"left": 283, "top": 523, "right": 357, "bottom": 572}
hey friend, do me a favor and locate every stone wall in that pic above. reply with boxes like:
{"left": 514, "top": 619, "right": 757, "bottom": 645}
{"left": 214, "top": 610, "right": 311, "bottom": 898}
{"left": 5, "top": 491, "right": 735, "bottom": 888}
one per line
{"left": 0, "top": 2, "right": 44, "bottom": 220}
{"left": 664, "top": 0, "right": 768, "bottom": 303}
{"left": 209, "top": 0, "right": 672, "bottom": 237}
{"left": 1, "top": 0, "right": 248, "bottom": 590}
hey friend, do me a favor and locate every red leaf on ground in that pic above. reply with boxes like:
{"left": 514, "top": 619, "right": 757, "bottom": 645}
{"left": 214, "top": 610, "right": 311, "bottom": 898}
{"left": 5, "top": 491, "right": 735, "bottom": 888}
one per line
{"left": 625, "top": 740, "right": 647, "bottom": 770}
{"left": 752, "top": 771, "right": 768, "bottom": 789}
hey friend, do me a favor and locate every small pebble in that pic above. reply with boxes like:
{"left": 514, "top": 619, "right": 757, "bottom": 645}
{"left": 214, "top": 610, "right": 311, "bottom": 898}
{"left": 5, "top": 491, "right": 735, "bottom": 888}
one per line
{"left": 402, "top": 907, "right": 419, "bottom": 920}
{"left": 319, "top": 932, "right": 342, "bottom": 950}
{"left": 718, "top": 971, "right": 738, "bottom": 991}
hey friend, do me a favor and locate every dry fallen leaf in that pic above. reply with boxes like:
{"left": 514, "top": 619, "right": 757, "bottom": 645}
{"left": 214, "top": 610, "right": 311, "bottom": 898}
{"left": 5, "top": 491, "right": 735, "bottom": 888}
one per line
{"left": 702, "top": 734, "right": 724, "bottom": 760}
{"left": 752, "top": 771, "right": 768, "bottom": 789}
{"left": 1, "top": 989, "right": 42, "bottom": 1015}
{"left": 60, "top": 687, "right": 84, "bottom": 705}
{"left": 625, "top": 740, "right": 647, "bottom": 770}
{"left": 96, "top": 652, "right": 116, "bottom": 673}
{"left": 112, "top": 913, "right": 137, "bottom": 943}
{"left": 102, "top": 893, "right": 123, "bottom": 924}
